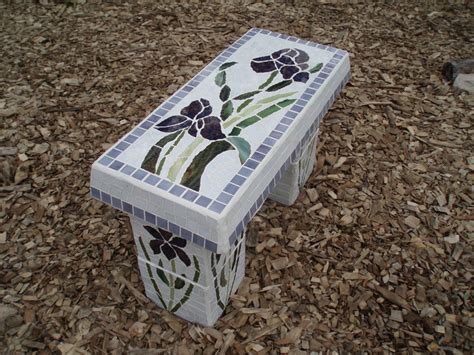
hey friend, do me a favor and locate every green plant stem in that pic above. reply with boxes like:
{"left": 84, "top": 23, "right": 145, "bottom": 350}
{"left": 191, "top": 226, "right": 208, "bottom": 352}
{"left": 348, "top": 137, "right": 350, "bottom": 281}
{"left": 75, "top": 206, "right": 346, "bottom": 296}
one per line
{"left": 167, "top": 137, "right": 204, "bottom": 181}
{"left": 223, "top": 91, "right": 297, "bottom": 130}
{"left": 156, "top": 130, "right": 185, "bottom": 175}
{"left": 168, "top": 259, "right": 176, "bottom": 309}
{"left": 138, "top": 237, "right": 166, "bottom": 308}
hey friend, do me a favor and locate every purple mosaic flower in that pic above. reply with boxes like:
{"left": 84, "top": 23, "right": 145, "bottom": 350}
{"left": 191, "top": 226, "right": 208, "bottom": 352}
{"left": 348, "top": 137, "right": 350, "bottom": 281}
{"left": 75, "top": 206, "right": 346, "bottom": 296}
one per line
{"left": 144, "top": 225, "right": 191, "bottom": 266}
{"left": 155, "top": 99, "right": 226, "bottom": 140}
{"left": 251, "top": 48, "right": 310, "bottom": 83}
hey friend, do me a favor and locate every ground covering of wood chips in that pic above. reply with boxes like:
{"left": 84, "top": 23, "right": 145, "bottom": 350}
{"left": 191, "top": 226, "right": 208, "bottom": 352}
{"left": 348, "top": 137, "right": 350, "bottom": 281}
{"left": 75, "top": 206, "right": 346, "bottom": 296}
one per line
{"left": 1, "top": 1, "right": 473, "bottom": 354}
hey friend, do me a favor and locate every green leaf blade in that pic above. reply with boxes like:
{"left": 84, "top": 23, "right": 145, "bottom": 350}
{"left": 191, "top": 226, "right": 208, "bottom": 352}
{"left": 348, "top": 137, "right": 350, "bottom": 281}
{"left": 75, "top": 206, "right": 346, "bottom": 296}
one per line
{"left": 221, "top": 100, "right": 233, "bottom": 120}
{"left": 215, "top": 71, "right": 226, "bottom": 87}
{"left": 220, "top": 85, "right": 231, "bottom": 101}
{"left": 180, "top": 141, "right": 235, "bottom": 191}
{"left": 219, "top": 61, "right": 237, "bottom": 71}
{"left": 226, "top": 136, "right": 251, "bottom": 163}
{"left": 309, "top": 62, "right": 323, "bottom": 73}
{"left": 266, "top": 80, "right": 292, "bottom": 92}
{"left": 233, "top": 90, "right": 260, "bottom": 100}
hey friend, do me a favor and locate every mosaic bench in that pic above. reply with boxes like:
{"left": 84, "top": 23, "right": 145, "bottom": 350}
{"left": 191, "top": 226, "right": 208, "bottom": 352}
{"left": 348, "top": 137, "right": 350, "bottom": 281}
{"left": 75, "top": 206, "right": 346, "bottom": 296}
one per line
{"left": 90, "top": 28, "right": 350, "bottom": 326}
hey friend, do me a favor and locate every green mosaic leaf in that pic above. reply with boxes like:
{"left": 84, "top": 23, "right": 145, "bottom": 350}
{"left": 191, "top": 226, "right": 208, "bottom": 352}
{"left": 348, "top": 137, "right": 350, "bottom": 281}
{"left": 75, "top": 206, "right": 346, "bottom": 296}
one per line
{"left": 257, "top": 104, "right": 280, "bottom": 118}
{"left": 237, "top": 98, "right": 253, "bottom": 113}
{"left": 157, "top": 260, "right": 169, "bottom": 286}
{"left": 219, "top": 269, "right": 227, "bottom": 287}
{"left": 229, "top": 127, "right": 241, "bottom": 136}
{"left": 219, "top": 61, "right": 237, "bottom": 71}
{"left": 180, "top": 140, "right": 235, "bottom": 191}
{"left": 233, "top": 90, "right": 260, "bottom": 100}
{"left": 258, "top": 70, "right": 278, "bottom": 90}
{"left": 215, "top": 71, "right": 226, "bottom": 87}
{"left": 220, "top": 85, "right": 231, "bottom": 101}
{"left": 266, "top": 80, "right": 292, "bottom": 92}
{"left": 174, "top": 276, "right": 185, "bottom": 289}
{"left": 227, "top": 136, "right": 251, "bottom": 163}
{"left": 141, "top": 131, "right": 180, "bottom": 173}
{"left": 170, "top": 257, "right": 200, "bottom": 313}
{"left": 236, "top": 115, "right": 259, "bottom": 129}
{"left": 309, "top": 62, "right": 323, "bottom": 73}
{"left": 221, "top": 100, "right": 233, "bottom": 120}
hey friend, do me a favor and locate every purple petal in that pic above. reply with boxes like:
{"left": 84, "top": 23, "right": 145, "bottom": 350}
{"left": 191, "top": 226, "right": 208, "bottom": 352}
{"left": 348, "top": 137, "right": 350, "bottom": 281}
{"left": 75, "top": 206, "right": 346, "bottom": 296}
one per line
{"left": 252, "top": 55, "right": 272, "bottom": 62}
{"left": 294, "top": 49, "right": 309, "bottom": 64}
{"left": 277, "top": 56, "right": 295, "bottom": 66}
{"left": 271, "top": 48, "right": 290, "bottom": 59}
{"left": 180, "top": 99, "right": 211, "bottom": 120}
{"left": 280, "top": 65, "right": 299, "bottom": 79}
{"left": 158, "top": 228, "right": 173, "bottom": 241}
{"left": 251, "top": 60, "right": 277, "bottom": 73}
{"left": 200, "top": 116, "right": 226, "bottom": 140}
{"left": 298, "top": 63, "right": 309, "bottom": 71}
{"left": 170, "top": 236, "right": 186, "bottom": 248}
{"left": 196, "top": 99, "right": 212, "bottom": 119}
{"left": 155, "top": 115, "right": 191, "bottom": 132}
{"left": 175, "top": 248, "right": 191, "bottom": 267}
{"left": 161, "top": 243, "right": 176, "bottom": 260}
{"left": 188, "top": 122, "right": 198, "bottom": 137}
{"left": 293, "top": 71, "right": 309, "bottom": 83}
{"left": 144, "top": 225, "right": 164, "bottom": 240}
{"left": 149, "top": 239, "right": 164, "bottom": 254}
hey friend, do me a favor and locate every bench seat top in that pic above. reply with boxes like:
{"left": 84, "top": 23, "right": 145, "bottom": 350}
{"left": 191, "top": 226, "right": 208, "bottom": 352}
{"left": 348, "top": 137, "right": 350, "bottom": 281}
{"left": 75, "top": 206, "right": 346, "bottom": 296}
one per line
{"left": 90, "top": 28, "right": 350, "bottom": 253}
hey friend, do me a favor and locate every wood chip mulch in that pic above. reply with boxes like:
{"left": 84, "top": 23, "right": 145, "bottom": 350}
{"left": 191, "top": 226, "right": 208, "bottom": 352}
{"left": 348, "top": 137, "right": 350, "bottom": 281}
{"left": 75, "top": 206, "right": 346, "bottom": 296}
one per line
{"left": 1, "top": 1, "right": 473, "bottom": 354}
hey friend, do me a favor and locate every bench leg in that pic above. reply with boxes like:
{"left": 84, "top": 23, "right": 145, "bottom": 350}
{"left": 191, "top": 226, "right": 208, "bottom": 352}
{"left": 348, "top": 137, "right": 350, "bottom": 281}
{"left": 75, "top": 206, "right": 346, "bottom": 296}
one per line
{"left": 130, "top": 217, "right": 245, "bottom": 326}
{"left": 269, "top": 129, "right": 319, "bottom": 205}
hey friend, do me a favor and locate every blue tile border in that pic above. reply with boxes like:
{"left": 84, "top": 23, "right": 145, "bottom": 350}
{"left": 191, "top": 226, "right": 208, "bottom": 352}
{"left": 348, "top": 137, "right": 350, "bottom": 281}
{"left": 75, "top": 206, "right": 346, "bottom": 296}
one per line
{"left": 95, "top": 28, "right": 349, "bottom": 217}
{"left": 90, "top": 70, "right": 350, "bottom": 253}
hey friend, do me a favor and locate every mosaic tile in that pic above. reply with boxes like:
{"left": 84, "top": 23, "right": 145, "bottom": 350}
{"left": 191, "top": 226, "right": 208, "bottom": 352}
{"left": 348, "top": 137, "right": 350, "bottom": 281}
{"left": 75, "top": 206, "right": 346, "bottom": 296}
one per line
{"left": 91, "top": 28, "right": 350, "bottom": 258}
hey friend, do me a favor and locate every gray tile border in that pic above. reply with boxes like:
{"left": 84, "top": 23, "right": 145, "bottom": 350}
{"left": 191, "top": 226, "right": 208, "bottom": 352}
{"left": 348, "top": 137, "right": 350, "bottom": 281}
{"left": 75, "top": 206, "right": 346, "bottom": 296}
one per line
{"left": 93, "top": 28, "right": 350, "bottom": 250}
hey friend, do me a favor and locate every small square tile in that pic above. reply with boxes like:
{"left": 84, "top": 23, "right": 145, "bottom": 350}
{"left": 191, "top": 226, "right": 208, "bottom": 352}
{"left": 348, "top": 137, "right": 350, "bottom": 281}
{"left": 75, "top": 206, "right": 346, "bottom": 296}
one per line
{"left": 181, "top": 228, "right": 192, "bottom": 241}
{"left": 193, "top": 234, "right": 205, "bottom": 247}
{"left": 209, "top": 201, "right": 225, "bottom": 213}
{"left": 183, "top": 190, "right": 198, "bottom": 202}
{"left": 157, "top": 179, "right": 173, "bottom": 191}
{"left": 115, "top": 141, "right": 130, "bottom": 151}
{"left": 132, "top": 127, "right": 146, "bottom": 137}
{"left": 231, "top": 175, "right": 246, "bottom": 186}
{"left": 98, "top": 156, "right": 113, "bottom": 166}
{"left": 157, "top": 217, "right": 167, "bottom": 229}
{"left": 124, "top": 134, "right": 138, "bottom": 144}
{"left": 106, "top": 149, "right": 121, "bottom": 159}
{"left": 144, "top": 174, "right": 160, "bottom": 186}
{"left": 205, "top": 240, "right": 217, "bottom": 253}
{"left": 145, "top": 212, "right": 156, "bottom": 224}
{"left": 110, "top": 160, "right": 124, "bottom": 171}
{"left": 216, "top": 192, "right": 232, "bottom": 204}
{"left": 169, "top": 222, "right": 180, "bottom": 235}
{"left": 169, "top": 185, "right": 185, "bottom": 197}
{"left": 132, "top": 169, "right": 148, "bottom": 181}
{"left": 91, "top": 187, "right": 100, "bottom": 199}
{"left": 238, "top": 166, "right": 253, "bottom": 177}
{"left": 112, "top": 197, "right": 121, "bottom": 209}
{"left": 123, "top": 202, "right": 133, "bottom": 214}
{"left": 133, "top": 207, "right": 144, "bottom": 219}
{"left": 101, "top": 192, "right": 111, "bottom": 204}
{"left": 196, "top": 196, "right": 212, "bottom": 207}
{"left": 224, "top": 183, "right": 239, "bottom": 195}
{"left": 148, "top": 114, "right": 160, "bottom": 123}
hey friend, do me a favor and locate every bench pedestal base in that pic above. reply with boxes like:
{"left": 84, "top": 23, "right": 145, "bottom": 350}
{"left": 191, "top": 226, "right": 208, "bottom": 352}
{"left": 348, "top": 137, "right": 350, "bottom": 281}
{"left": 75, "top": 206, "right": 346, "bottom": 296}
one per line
{"left": 269, "top": 130, "right": 319, "bottom": 205}
{"left": 130, "top": 217, "right": 245, "bottom": 326}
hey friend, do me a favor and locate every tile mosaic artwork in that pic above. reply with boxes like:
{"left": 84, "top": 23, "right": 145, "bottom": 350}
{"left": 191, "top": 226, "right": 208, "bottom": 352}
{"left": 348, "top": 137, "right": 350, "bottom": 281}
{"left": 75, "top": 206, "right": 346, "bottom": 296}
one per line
{"left": 131, "top": 217, "right": 246, "bottom": 326}
{"left": 90, "top": 27, "right": 350, "bottom": 325}
{"left": 91, "top": 27, "right": 350, "bottom": 254}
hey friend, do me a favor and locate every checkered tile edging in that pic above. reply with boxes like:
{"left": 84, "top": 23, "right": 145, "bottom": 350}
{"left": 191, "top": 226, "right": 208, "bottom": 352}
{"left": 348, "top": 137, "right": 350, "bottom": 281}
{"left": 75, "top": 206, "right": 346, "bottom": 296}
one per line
{"left": 93, "top": 28, "right": 349, "bottom": 216}
{"left": 91, "top": 70, "right": 350, "bottom": 252}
